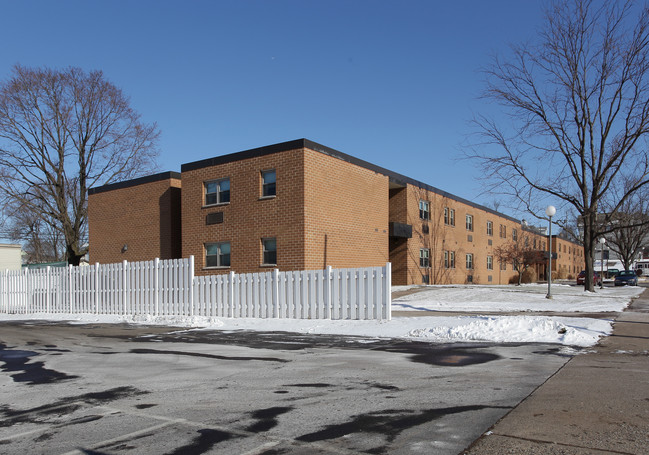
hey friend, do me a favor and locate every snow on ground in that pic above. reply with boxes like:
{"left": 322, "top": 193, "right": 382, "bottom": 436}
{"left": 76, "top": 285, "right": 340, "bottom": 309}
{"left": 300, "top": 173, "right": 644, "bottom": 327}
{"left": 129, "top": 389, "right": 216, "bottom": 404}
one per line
{"left": 0, "top": 284, "right": 643, "bottom": 347}
{"left": 392, "top": 283, "right": 642, "bottom": 313}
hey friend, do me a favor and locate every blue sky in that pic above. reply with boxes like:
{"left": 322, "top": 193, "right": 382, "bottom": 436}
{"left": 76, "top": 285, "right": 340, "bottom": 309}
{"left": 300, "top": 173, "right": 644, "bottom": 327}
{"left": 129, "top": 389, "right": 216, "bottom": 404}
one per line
{"left": 0, "top": 0, "right": 545, "bottom": 216}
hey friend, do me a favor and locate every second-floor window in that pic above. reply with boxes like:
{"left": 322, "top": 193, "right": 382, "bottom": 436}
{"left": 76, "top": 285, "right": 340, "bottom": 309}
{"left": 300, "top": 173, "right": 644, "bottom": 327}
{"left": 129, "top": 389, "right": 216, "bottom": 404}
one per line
{"left": 444, "top": 207, "right": 456, "bottom": 226}
{"left": 466, "top": 214, "right": 473, "bottom": 231}
{"left": 262, "top": 170, "right": 276, "bottom": 197}
{"left": 487, "top": 221, "right": 493, "bottom": 236}
{"left": 419, "top": 200, "right": 430, "bottom": 220}
{"left": 512, "top": 229, "right": 518, "bottom": 241}
{"left": 499, "top": 224, "right": 506, "bottom": 238}
{"left": 205, "top": 178, "right": 230, "bottom": 205}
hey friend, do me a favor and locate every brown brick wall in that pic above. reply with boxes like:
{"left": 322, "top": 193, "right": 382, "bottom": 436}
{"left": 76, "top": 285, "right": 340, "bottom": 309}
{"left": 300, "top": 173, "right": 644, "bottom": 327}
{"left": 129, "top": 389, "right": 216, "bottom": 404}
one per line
{"left": 88, "top": 177, "right": 182, "bottom": 264}
{"left": 389, "top": 183, "right": 585, "bottom": 285}
{"left": 181, "top": 148, "right": 306, "bottom": 275}
{"left": 302, "top": 149, "right": 389, "bottom": 270}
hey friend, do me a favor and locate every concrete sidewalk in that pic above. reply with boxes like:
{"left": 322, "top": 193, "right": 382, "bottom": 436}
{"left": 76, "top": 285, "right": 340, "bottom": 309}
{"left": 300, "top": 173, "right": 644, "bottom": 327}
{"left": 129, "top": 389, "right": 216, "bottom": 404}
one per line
{"left": 464, "top": 288, "right": 649, "bottom": 454}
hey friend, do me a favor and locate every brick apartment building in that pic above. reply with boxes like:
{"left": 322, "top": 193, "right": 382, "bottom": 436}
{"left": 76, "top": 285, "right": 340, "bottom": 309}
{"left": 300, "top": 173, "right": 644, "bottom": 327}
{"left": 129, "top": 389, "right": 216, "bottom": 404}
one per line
{"left": 88, "top": 139, "right": 584, "bottom": 285}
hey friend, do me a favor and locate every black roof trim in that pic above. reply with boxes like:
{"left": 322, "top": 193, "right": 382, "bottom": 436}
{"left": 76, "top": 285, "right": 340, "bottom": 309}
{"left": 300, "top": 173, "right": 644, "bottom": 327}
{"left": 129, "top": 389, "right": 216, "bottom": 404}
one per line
{"left": 88, "top": 171, "right": 181, "bottom": 195}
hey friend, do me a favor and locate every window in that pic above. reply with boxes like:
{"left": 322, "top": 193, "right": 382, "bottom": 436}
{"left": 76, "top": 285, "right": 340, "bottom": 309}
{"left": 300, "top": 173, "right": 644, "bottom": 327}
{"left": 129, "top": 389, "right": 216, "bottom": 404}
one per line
{"left": 466, "top": 214, "right": 473, "bottom": 231}
{"left": 466, "top": 253, "right": 473, "bottom": 269}
{"left": 420, "top": 248, "right": 430, "bottom": 268}
{"left": 500, "top": 260, "right": 507, "bottom": 271}
{"left": 262, "top": 238, "right": 277, "bottom": 265}
{"left": 487, "top": 221, "right": 493, "bottom": 236}
{"left": 205, "top": 242, "right": 230, "bottom": 268}
{"left": 419, "top": 200, "right": 430, "bottom": 220}
{"left": 487, "top": 255, "right": 493, "bottom": 270}
{"left": 444, "top": 251, "right": 455, "bottom": 268}
{"left": 512, "top": 229, "right": 518, "bottom": 241}
{"left": 444, "top": 208, "right": 455, "bottom": 226}
{"left": 261, "top": 170, "right": 276, "bottom": 197}
{"left": 499, "top": 224, "right": 506, "bottom": 238}
{"left": 204, "top": 179, "right": 230, "bottom": 205}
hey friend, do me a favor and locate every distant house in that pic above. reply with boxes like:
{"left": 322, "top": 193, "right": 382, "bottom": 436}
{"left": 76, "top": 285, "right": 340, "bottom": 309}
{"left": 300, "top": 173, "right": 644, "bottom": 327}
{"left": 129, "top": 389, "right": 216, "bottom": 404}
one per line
{"left": 0, "top": 244, "right": 22, "bottom": 271}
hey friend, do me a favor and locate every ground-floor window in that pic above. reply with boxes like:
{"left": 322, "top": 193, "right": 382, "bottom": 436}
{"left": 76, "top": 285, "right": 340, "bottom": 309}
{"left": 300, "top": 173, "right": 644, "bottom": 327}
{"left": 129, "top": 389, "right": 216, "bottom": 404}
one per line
{"left": 444, "top": 251, "right": 455, "bottom": 268}
{"left": 262, "top": 238, "right": 277, "bottom": 265}
{"left": 466, "top": 253, "right": 473, "bottom": 270}
{"left": 205, "top": 242, "right": 230, "bottom": 268}
{"left": 487, "top": 255, "right": 493, "bottom": 270}
{"left": 420, "top": 248, "right": 430, "bottom": 268}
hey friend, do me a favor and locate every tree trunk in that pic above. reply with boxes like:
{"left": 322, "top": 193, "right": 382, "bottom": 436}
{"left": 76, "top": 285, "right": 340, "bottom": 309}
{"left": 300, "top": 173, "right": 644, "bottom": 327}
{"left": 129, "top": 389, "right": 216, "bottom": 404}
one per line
{"left": 582, "top": 216, "right": 596, "bottom": 292}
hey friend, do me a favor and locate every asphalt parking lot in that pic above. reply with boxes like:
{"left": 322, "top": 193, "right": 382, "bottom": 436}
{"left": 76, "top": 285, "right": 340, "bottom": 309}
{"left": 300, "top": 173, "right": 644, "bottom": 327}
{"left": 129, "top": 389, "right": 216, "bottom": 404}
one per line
{"left": 0, "top": 321, "right": 576, "bottom": 454}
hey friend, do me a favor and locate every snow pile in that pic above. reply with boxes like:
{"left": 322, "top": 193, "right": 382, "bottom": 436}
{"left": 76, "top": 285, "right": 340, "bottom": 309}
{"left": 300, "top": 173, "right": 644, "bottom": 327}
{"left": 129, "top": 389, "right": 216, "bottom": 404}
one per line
{"left": 407, "top": 316, "right": 612, "bottom": 347}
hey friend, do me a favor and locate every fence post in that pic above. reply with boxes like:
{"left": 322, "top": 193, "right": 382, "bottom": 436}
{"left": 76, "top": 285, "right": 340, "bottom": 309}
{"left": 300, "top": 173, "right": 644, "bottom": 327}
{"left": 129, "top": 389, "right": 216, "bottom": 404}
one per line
{"left": 1, "top": 269, "right": 5, "bottom": 313}
{"left": 229, "top": 271, "right": 235, "bottom": 318}
{"left": 325, "top": 266, "right": 332, "bottom": 319}
{"left": 122, "top": 260, "right": 128, "bottom": 316}
{"left": 272, "top": 268, "right": 280, "bottom": 318}
{"left": 188, "top": 255, "right": 195, "bottom": 317}
{"left": 154, "top": 258, "right": 160, "bottom": 317}
{"left": 384, "top": 262, "right": 392, "bottom": 321}
{"left": 68, "top": 264, "right": 74, "bottom": 314}
{"left": 45, "top": 266, "right": 51, "bottom": 314}
{"left": 94, "top": 263, "right": 100, "bottom": 315}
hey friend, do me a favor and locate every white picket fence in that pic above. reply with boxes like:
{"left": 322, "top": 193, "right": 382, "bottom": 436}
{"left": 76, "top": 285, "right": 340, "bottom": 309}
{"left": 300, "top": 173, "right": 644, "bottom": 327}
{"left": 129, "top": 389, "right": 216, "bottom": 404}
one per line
{"left": 0, "top": 257, "right": 392, "bottom": 321}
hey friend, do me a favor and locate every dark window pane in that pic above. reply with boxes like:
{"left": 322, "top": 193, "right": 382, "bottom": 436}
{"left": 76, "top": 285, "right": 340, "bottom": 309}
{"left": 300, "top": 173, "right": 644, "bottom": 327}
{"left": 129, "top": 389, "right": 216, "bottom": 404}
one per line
{"left": 221, "top": 253, "right": 230, "bottom": 267}
{"left": 264, "top": 182, "right": 276, "bottom": 197}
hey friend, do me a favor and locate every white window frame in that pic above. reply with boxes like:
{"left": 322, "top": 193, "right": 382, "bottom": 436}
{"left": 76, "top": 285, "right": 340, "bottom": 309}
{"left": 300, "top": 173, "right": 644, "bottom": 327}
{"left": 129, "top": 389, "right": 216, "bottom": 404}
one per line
{"left": 204, "top": 178, "right": 230, "bottom": 206}
{"left": 261, "top": 169, "right": 276, "bottom": 198}
{"left": 262, "top": 237, "right": 277, "bottom": 265}
{"left": 205, "top": 242, "right": 230, "bottom": 268}
{"left": 420, "top": 248, "right": 430, "bottom": 268}
{"left": 466, "top": 253, "right": 473, "bottom": 270}
{"left": 419, "top": 200, "right": 430, "bottom": 221}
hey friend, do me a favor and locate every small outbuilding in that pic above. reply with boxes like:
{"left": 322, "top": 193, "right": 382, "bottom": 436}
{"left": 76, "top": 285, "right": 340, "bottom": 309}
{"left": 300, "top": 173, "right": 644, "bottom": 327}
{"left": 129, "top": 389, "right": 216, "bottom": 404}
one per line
{"left": 0, "top": 244, "right": 22, "bottom": 271}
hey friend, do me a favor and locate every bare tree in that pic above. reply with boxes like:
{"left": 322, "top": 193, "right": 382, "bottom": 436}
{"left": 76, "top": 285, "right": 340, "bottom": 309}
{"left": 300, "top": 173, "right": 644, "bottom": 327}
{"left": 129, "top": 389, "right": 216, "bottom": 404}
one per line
{"left": 0, "top": 65, "right": 159, "bottom": 265}
{"left": 604, "top": 193, "right": 649, "bottom": 270}
{"left": 494, "top": 232, "right": 543, "bottom": 285}
{"left": 469, "top": 0, "right": 649, "bottom": 291}
{"left": 3, "top": 199, "right": 65, "bottom": 263}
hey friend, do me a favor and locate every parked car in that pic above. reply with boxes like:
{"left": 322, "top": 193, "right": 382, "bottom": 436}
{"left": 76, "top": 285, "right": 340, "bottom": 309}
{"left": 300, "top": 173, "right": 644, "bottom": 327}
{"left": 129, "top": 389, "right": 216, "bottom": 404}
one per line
{"left": 606, "top": 268, "right": 619, "bottom": 279}
{"left": 614, "top": 270, "right": 638, "bottom": 286}
{"left": 576, "top": 270, "right": 601, "bottom": 285}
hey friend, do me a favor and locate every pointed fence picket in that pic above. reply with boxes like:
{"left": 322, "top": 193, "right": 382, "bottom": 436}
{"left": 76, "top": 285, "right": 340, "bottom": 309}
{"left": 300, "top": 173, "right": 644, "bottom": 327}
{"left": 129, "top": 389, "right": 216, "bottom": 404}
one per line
{"left": 0, "top": 258, "right": 391, "bottom": 321}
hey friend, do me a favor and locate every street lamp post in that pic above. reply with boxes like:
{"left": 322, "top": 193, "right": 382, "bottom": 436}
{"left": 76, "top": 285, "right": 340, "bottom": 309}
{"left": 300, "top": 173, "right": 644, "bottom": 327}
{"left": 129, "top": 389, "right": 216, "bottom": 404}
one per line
{"left": 545, "top": 205, "right": 556, "bottom": 299}
{"left": 599, "top": 237, "right": 606, "bottom": 289}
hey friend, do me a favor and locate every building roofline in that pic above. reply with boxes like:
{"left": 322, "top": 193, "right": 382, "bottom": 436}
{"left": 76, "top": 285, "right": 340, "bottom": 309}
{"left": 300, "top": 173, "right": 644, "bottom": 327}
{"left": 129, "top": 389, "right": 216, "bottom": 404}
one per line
{"left": 88, "top": 171, "right": 181, "bottom": 195}
{"left": 182, "top": 138, "right": 522, "bottom": 224}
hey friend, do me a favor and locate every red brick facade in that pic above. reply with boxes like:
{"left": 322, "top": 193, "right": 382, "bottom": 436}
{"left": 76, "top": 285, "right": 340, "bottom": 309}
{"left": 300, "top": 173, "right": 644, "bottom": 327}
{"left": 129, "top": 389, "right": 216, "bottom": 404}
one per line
{"left": 88, "top": 172, "right": 181, "bottom": 264}
{"left": 87, "top": 139, "right": 584, "bottom": 285}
